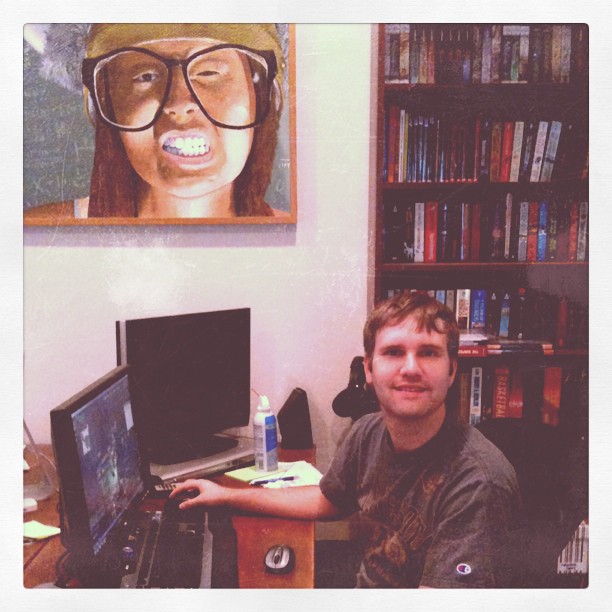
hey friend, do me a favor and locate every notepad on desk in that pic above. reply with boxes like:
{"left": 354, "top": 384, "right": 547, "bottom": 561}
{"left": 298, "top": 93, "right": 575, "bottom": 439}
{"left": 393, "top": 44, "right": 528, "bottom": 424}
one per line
{"left": 225, "top": 460, "right": 322, "bottom": 488}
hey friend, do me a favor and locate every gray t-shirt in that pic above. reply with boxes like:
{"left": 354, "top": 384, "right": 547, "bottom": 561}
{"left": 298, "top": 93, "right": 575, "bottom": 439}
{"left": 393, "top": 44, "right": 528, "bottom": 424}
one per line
{"left": 320, "top": 412, "right": 522, "bottom": 588}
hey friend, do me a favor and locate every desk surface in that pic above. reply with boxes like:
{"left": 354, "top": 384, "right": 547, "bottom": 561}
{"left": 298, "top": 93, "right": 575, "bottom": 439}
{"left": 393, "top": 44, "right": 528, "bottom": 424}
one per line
{"left": 24, "top": 447, "right": 315, "bottom": 589}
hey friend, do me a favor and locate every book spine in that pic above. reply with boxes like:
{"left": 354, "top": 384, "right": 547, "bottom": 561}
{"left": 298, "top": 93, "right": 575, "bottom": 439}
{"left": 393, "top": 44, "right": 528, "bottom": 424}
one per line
{"left": 424, "top": 200, "right": 438, "bottom": 262}
{"left": 517, "top": 200, "right": 529, "bottom": 261}
{"left": 571, "top": 24, "right": 588, "bottom": 83}
{"left": 445, "top": 289, "right": 456, "bottom": 314}
{"left": 409, "top": 26, "right": 419, "bottom": 84}
{"left": 386, "top": 105, "right": 400, "bottom": 182}
{"left": 419, "top": 28, "right": 428, "bottom": 83}
{"left": 529, "top": 25, "right": 543, "bottom": 83}
{"left": 537, "top": 200, "right": 548, "bottom": 262}
{"left": 489, "top": 198, "right": 506, "bottom": 261}
{"left": 577, "top": 201, "right": 588, "bottom": 261}
{"left": 527, "top": 201, "right": 539, "bottom": 261}
{"left": 398, "top": 109, "right": 406, "bottom": 182}
{"left": 461, "top": 26, "right": 472, "bottom": 84}
{"left": 403, "top": 202, "right": 415, "bottom": 262}
{"left": 469, "top": 366, "right": 483, "bottom": 425}
{"left": 486, "top": 290, "right": 501, "bottom": 336}
{"left": 508, "top": 370, "right": 524, "bottom": 418}
{"left": 437, "top": 202, "right": 451, "bottom": 262}
{"left": 470, "top": 202, "right": 482, "bottom": 262}
{"left": 560, "top": 24, "right": 572, "bottom": 83}
{"left": 478, "top": 118, "right": 492, "bottom": 181}
{"left": 386, "top": 204, "right": 405, "bottom": 261}
{"left": 489, "top": 121, "right": 503, "bottom": 182}
{"left": 519, "top": 121, "right": 536, "bottom": 182}
{"left": 399, "top": 24, "right": 411, "bottom": 81}
{"left": 427, "top": 28, "right": 436, "bottom": 84}
{"left": 499, "top": 121, "right": 515, "bottom": 182}
{"left": 546, "top": 201, "right": 558, "bottom": 261}
{"left": 504, "top": 192, "right": 513, "bottom": 260}
{"left": 568, "top": 200, "right": 579, "bottom": 261}
{"left": 414, "top": 202, "right": 425, "bottom": 262}
{"left": 519, "top": 26, "right": 530, "bottom": 82}
{"left": 542, "top": 25, "right": 553, "bottom": 82}
{"left": 458, "top": 345, "right": 489, "bottom": 357}
{"left": 530, "top": 121, "right": 549, "bottom": 182}
{"left": 492, "top": 366, "right": 510, "bottom": 418}
{"left": 500, "top": 30, "right": 513, "bottom": 82}
{"left": 551, "top": 25, "right": 562, "bottom": 83}
{"left": 385, "top": 24, "right": 401, "bottom": 80}
{"left": 470, "top": 289, "right": 487, "bottom": 333}
{"left": 472, "top": 25, "right": 482, "bottom": 84}
{"left": 555, "top": 203, "right": 570, "bottom": 260}
{"left": 511, "top": 286, "right": 528, "bottom": 340}
{"left": 481, "top": 26, "right": 492, "bottom": 83}
{"left": 491, "top": 25, "right": 502, "bottom": 83}
{"left": 456, "top": 288, "right": 471, "bottom": 332}
{"left": 499, "top": 291, "right": 511, "bottom": 338}
{"left": 460, "top": 202, "right": 471, "bottom": 261}
{"left": 539, "top": 120, "right": 562, "bottom": 182}
{"left": 509, "top": 120, "right": 524, "bottom": 182}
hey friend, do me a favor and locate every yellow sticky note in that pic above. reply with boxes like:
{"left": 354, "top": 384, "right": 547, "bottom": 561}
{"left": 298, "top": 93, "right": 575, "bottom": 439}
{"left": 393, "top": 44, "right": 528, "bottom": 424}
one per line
{"left": 224, "top": 462, "right": 292, "bottom": 482}
{"left": 24, "top": 520, "right": 61, "bottom": 540}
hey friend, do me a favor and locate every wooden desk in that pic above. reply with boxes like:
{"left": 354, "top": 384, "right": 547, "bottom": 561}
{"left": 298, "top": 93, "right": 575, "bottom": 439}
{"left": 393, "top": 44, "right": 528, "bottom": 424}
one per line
{"left": 23, "top": 447, "right": 315, "bottom": 588}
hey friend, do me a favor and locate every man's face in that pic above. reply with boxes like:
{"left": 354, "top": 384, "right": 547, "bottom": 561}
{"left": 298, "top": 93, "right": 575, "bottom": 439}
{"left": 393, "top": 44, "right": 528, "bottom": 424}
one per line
{"left": 364, "top": 314, "right": 457, "bottom": 424}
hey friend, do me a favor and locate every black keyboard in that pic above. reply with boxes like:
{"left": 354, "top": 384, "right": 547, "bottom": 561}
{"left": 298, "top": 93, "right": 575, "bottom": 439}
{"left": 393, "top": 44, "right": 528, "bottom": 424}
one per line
{"left": 119, "top": 509, "right": 212, "bottom": 588}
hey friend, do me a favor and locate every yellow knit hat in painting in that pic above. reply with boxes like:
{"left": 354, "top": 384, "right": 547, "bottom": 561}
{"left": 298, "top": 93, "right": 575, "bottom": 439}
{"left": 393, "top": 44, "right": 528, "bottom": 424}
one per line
{"left": 86, "top": 23, "right": 285, "bottom": 93}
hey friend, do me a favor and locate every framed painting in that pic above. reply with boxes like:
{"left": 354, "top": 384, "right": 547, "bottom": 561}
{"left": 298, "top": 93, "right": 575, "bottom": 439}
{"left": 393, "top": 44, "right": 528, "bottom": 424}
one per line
{"left": 23, "top": 23, "right": 296, "bottom": 226}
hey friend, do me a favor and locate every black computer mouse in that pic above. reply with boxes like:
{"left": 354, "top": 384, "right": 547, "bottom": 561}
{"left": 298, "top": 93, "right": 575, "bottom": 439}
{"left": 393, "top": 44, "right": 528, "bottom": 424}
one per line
{"left": 164, "top": 488, "right": 199, "bottom": 514}
{"left": 264, "top": 544, "right": 295, "bottom": 574}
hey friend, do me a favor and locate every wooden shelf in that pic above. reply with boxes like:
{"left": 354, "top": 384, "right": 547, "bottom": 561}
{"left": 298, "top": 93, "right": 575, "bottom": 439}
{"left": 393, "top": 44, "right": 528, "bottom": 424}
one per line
{"left": 381, "top": 261, "right": 587, "bottom": 273}
{"left": 380, "top": 178, "right": 588, "bottom": 192}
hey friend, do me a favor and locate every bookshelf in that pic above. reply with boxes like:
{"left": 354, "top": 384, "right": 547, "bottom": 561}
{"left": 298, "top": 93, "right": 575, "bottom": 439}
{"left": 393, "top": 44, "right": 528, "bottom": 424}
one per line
{"left": 375, "top": 24, "right": 588, "bottom": 584}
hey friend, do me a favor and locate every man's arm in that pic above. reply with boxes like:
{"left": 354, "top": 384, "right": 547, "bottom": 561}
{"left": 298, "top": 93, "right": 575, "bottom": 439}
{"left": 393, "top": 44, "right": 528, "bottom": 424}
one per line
{"left": 170, "top": 479, "right": 343, "bottom": 521}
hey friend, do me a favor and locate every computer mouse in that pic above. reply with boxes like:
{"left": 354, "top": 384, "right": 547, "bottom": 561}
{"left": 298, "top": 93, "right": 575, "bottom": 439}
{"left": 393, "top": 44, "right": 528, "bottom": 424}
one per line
{"left": 164, "top": 488, "right": 199, "bottom": 514}
{"left": 264, "top": 544, "right": 295, "bottom": 574}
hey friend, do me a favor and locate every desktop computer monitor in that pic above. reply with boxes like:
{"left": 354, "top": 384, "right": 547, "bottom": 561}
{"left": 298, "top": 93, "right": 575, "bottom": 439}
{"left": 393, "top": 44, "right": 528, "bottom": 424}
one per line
{"left": 50, "top": 365, "right": 148, "bottom": 562}
{"left": 116, "top": 308, "right": 251, "bottom": 466}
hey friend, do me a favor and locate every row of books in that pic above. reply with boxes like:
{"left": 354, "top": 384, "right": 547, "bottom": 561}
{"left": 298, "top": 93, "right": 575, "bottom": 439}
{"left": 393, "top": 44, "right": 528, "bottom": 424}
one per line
{"left": 384, "top": 24, "right": 588, "bottom": 85}
{"left": 557, "top": 520, "right": 588, "bottom": 575}
{"left": 384, "top": 287, "right": 587, "bottom": 350}
{"left": 459, "top": 364, "right": 582, "bottom": 427}
{"left": 384, "top": 112, "right": 588, "bottom": 184}
{"left": 384, "top": 197, "right": 588, "bottom": 264}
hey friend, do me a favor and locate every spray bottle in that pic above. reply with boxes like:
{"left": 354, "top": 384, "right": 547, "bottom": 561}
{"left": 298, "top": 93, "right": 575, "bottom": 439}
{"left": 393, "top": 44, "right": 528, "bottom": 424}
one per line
{"left": 253, "top": 395, "right": 279, "bottom": 472}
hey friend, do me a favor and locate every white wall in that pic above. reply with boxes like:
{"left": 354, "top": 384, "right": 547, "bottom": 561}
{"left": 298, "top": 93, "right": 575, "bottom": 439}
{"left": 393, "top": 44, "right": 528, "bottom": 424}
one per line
{"left": 23, "top": 24, "right": 376, "bottom": 472}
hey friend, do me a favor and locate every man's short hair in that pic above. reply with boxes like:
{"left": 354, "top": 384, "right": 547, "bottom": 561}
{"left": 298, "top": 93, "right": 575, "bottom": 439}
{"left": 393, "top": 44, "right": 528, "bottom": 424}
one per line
{"left": 363, "top": 291, "right": 460, "bottom": 360}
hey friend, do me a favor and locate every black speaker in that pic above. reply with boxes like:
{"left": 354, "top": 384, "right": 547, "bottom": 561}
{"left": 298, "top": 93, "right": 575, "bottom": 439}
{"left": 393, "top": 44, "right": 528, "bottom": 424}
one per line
{"left": 277, "top": 388, "right": 314, "bottom": 449}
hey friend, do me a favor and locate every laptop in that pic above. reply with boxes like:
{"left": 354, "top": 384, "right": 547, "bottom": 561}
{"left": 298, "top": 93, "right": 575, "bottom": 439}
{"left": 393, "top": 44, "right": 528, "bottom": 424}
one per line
{"left": 51, "top": 365, "right": 237, "bottom": 588}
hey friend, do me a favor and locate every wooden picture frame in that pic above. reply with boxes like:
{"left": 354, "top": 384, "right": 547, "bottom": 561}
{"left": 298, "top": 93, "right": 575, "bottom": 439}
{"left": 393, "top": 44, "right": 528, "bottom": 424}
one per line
{"left": 23, "top": 23, "right": 296, "bottom": 226}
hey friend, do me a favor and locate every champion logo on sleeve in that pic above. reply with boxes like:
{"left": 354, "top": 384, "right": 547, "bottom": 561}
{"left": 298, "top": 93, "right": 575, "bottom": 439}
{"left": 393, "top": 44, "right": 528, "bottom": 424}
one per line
{"left": 456, "top": 563, "right": 472, "bottom": 575}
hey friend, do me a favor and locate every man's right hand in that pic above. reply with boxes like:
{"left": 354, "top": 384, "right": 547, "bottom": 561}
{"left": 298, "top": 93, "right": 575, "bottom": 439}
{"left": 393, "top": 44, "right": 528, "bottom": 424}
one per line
{"left": 169, "top": 478, "right": 229, "bottom": 509}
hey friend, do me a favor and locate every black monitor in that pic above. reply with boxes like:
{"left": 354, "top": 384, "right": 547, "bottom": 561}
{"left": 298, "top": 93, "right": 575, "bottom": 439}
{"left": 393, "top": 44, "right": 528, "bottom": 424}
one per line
{"left": 116, "top": 308, "right": 251, "bottom": 465}
{"left": 50, "top": 365, "right": 147, "bottom": 563}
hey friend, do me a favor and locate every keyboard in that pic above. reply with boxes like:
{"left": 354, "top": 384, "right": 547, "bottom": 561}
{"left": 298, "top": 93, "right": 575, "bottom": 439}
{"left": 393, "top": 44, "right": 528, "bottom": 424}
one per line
{"left": 119, "top": 508, "right": 212, "bottom": 588}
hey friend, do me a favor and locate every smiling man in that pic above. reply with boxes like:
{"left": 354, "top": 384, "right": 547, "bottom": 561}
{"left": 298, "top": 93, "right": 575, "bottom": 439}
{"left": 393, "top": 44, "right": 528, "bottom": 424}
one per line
{"left": 172, "top": 291, "right": 523, "bottom": 588}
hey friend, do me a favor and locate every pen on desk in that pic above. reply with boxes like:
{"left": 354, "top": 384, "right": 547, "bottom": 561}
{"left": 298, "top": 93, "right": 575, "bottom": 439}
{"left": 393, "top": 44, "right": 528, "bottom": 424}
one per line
{"left": 250, "top": 476, "right": 297, "bottom": 487}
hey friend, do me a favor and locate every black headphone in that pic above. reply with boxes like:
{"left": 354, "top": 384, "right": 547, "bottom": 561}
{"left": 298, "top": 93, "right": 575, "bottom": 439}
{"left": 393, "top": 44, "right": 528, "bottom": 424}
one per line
{"left": 332, "top": 356, "right": 379, "bottom": 421}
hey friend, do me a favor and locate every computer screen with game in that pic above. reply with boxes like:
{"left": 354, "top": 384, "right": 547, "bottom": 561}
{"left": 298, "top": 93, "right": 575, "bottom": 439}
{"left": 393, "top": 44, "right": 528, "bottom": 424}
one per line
{"left": 51, "top": 365, "right": 148, "bottom": 561}
{"left": 116, "top": 308, "right": 251, "bottom": 466}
